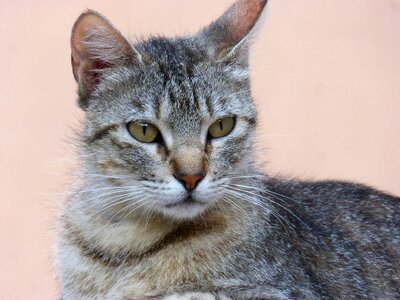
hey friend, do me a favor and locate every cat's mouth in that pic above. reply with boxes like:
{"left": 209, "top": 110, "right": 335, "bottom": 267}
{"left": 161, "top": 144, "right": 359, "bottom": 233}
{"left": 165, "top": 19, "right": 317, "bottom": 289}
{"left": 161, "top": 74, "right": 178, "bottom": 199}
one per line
{"left": 165, "top": 196, "right": 205, "bottom": 208}
{"left": 161, "top": 194, "right": 211, "bottom": 219}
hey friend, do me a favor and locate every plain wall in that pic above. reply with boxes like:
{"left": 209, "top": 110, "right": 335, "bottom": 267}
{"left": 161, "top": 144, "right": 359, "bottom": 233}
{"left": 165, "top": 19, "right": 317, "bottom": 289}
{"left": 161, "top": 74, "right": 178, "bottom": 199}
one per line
{"left": 1, "top": 0, "right": 399, "bottom": 298}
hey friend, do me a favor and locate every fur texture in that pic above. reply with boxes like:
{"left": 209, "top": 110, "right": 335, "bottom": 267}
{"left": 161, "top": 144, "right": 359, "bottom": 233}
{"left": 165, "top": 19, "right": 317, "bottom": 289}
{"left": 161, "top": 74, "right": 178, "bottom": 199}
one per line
{"left": 58, "top": 1, "right": 400, "bottom": 299}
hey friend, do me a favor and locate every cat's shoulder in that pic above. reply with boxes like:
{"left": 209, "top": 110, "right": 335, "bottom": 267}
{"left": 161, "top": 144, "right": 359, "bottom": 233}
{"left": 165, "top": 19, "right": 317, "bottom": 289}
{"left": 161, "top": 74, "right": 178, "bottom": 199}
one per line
{"left": 263, "top": 175, "right": 399, "bottom": 209}
{"left": 261, "top": 176, "right": 399, "bottom": 242}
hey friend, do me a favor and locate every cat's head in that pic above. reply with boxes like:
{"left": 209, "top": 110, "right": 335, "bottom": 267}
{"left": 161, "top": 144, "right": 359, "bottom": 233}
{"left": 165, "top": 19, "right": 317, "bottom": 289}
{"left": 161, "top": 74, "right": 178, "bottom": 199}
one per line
{"left": 71, "top": 0, "right": 267, "bottom": 220}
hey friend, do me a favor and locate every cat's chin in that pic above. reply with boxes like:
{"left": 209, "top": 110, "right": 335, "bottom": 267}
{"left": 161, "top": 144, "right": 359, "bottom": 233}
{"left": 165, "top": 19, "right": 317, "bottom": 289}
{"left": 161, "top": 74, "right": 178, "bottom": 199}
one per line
{"left": 159, "top": 197, "right": 210, "bottom": 220}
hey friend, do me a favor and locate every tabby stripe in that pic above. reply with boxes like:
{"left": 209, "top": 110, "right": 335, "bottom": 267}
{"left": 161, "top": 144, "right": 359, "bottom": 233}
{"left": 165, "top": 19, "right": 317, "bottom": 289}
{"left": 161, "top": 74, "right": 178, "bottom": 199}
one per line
{"left": 205, "top": 96, "right": 213, "bottom": 115}
{"left": 168, "top": 86, "right": 176, "bottom": 104}
{"left": 86, "top": 124, "right": 120, "bottom": 144}
{"left": 110, "top": 138, "right": 131, "bottom": 149}
{"left": 239, "top": 115, "right": 256, "bottom": 125}
{"left": 64, "top": 214, "right": 227, "bottom": 267}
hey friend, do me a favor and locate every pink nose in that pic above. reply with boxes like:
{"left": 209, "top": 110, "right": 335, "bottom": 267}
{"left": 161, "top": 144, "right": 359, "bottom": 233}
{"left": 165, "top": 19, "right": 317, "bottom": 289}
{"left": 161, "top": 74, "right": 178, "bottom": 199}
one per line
{"left": 174, "top": 173, "right": 205, "bottom": 191}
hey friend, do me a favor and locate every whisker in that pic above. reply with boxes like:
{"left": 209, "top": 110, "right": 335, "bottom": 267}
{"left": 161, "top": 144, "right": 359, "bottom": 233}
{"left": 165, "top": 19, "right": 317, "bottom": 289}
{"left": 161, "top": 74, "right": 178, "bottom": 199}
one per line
{"left": 219, "top": 195, "right": 248, "bottom": 216}
{"left": 71, "top": 189, "right": 143, "bottom": 204}
{"left": 85, "top": 196, "right": 134, "bottom": 219}
{"left": 228, "top": 183, "right": 300, "bottom": 205}
{"left": 119, "top": 197, "right": 151, "bottom": 222}
{"left": 69, "top": 185, "right": 143, "bottom": 195}
{"left": 73, "top": 192, "right": 135, "bottom": 216}
{"left": 81, "top": 173, "right": 132, "bottom": 180}
{"left": 225, "top": 185, "right": 310, "bottom": 230}
{"left": 223, "top": 189, "right": 271, "bottom": 215}
{"left": 222, "top": 189, "right": 295, "bottom": 232}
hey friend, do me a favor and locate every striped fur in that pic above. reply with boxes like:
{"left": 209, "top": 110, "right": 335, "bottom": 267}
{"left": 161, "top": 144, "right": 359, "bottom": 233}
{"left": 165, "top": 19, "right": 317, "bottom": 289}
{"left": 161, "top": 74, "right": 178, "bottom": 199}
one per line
{"left": 58, "top": 1, "right": 400, "bottom": 299}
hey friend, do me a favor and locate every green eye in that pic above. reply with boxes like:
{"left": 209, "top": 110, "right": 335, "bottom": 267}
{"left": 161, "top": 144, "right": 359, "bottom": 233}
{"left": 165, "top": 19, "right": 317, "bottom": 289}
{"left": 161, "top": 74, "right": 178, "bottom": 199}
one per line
{"left": 208, "top": 116, "right": 235, "bottom": 139}
{"left": 127, "top": 122, "right": 160, "bottom": 143}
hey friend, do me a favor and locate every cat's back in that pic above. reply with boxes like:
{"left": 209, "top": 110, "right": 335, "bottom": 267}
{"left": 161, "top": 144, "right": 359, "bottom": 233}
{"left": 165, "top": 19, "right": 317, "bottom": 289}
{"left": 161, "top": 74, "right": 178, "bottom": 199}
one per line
{"left": 266, "top": 177, "right": 400, "bottom": 232}
{"left": 263, "top": 177, "right": 400, "bottom": 298}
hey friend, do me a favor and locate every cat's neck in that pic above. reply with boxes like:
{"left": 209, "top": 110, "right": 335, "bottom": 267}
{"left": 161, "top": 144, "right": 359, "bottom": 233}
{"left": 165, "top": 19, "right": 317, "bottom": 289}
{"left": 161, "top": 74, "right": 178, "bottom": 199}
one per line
{"left": 64, "top": 196, "right": 176, "bottom": 256}
{"left": 63, "top": 187, "right": 254, "bottom": 259}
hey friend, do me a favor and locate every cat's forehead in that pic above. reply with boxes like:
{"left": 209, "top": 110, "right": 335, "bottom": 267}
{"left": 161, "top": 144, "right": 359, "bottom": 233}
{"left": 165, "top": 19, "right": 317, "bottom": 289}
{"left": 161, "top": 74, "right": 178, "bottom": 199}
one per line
{"left": 137, "top": 39, "right": 205, "bottom": 131}
{"left": 138, "top": 37, "right": 206, "bottom": 68}
{"left": 92, "top": 36, "right": 253, "bottom": 129}
{"left": 135, "top": 38, "right": 240, "bottom": 122}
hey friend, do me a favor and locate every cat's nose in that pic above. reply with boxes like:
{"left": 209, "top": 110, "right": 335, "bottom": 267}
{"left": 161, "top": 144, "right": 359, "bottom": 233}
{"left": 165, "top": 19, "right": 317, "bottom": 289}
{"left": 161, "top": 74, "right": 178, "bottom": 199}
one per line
{"left": 174, "top": 172, "right": 205, "bottom": 191}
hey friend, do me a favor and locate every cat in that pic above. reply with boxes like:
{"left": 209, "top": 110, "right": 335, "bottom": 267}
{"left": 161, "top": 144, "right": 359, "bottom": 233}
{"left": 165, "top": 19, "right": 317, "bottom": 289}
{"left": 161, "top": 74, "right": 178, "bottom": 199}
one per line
{"left": 57, "top": 0, "right": 400, "bottom": 299}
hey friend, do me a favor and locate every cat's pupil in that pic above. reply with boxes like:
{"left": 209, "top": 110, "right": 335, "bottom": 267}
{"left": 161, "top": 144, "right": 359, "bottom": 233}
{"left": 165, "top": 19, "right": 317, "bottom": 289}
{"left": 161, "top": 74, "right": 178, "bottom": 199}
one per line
{"left": 142, "top": 125, "right": 147, "bottom": 136}
{"left": 219, "top": 120, "right": 223, "bottom": 131}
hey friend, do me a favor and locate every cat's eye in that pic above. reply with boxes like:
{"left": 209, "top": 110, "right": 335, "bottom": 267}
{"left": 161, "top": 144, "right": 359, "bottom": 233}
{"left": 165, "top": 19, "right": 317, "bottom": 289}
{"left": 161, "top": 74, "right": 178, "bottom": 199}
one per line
{"left": 127, "top": 122, "right": 161, "bottom": 143}
{"left": 208, "top": 116, "right": 235, "bottom": 139}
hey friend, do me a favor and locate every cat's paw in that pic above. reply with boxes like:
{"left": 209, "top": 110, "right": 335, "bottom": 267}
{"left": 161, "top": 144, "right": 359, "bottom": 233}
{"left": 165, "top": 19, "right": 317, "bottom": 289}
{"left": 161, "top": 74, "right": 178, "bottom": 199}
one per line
{"left": 161, "top": 292, "right": 216, "bottom": 300}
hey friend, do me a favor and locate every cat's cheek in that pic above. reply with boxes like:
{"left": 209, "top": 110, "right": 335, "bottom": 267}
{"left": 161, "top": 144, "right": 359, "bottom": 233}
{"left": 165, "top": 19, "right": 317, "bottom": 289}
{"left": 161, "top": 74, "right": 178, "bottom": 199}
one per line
{"left": 159, "top": 180, "right": 188, "bottom": 205}
{"left": 191, "top": 178, "right": 221, "bottom": 204}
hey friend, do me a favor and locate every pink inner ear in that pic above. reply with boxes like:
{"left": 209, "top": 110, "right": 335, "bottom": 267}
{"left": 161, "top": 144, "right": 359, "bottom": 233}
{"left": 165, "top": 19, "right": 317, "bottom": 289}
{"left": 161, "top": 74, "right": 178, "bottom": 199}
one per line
{"left": 224, "top": 0, "right": 266, "bottom": 46}
{"left": 71, "top": 13, "right": 104, "bottom": 84}
{"left": 70, "top": 11, "right": 135, "bottom": 94}
{"left": 204, "top": 0, "right": 267, "bottom": 55}
{"left": 85, "top": 60, "right": 112, "bottom": 91}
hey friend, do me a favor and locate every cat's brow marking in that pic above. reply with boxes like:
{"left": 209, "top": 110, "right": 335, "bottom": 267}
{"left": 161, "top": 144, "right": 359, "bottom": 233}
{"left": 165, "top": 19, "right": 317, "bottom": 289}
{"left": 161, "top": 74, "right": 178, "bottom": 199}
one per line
{"left": 238, "top": 115, "right": 256, "bottom": 125}
{"left": 86, "top": 124, "right": 121, "bottom": 144}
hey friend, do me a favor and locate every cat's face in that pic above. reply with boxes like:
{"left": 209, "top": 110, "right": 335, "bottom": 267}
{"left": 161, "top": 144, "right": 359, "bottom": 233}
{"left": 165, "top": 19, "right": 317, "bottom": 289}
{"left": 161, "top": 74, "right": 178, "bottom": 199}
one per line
{"left": 82, "top": 46, "right": 256, "bottom": 219}
{"left": 72, "top": 0, "right": 266, "bottom": 220}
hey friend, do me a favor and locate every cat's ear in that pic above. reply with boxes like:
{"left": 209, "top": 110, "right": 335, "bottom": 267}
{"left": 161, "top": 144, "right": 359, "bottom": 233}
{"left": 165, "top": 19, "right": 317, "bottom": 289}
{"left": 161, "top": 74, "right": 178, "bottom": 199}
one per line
{"left": 197, "top": 0, "right": 267, "bottom": 61}
{"left": 71, "top": 10, "right": 142, "bottom": 107}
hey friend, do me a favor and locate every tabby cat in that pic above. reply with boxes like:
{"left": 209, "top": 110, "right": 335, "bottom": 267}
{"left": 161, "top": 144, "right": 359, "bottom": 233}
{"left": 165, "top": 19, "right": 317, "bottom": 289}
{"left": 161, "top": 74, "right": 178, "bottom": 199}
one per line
{"left": 57, "top": 0, "right": 400, "bottom": 299}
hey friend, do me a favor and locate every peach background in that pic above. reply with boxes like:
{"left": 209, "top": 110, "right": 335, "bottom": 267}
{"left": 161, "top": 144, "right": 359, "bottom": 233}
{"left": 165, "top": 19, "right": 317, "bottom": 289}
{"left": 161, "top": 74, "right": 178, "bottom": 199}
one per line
{"left": 1, "top": 0, "right": 399, "bottom": 299}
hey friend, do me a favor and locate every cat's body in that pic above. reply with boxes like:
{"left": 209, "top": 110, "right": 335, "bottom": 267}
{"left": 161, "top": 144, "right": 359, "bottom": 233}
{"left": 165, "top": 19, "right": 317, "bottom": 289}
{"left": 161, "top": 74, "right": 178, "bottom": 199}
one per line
{"left": 58, "top": 0, "right": 400, "bottom": 299}
{"left": 59, "top": 178, "right": 399, "bottom": 299}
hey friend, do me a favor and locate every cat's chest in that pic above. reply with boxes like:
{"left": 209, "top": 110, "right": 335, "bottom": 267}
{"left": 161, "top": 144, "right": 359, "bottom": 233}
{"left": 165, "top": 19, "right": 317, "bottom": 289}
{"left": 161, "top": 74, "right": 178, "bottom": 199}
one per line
{"left": 108, "top": 237, "right": 231, "bottom": 298}
{"left": 64, "top": 207, "right": 249, "bottom": 298}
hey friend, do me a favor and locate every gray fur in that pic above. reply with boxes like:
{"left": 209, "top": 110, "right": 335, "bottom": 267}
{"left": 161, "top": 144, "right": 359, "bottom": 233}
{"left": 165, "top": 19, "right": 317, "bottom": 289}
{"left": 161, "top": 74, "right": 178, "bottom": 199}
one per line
{"left": 58, "top": 1, "right": 400, "bottom": 299}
